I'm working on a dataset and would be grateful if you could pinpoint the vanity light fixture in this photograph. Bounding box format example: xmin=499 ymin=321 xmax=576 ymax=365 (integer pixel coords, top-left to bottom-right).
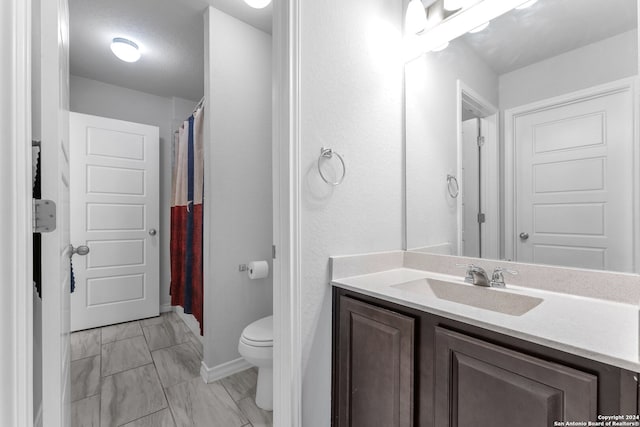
xmin=415 ymin=0 xmax=530 ymax=55
xmin=516 ymin=0 xmax=538 ymax=9
xmin=406 ymin=0 xmax=428 ymax=34
xmin=432 ymin=41 xmax=450 ymax=52
xmin=469 ymin=21 xmax=490 ymax=33
xmin=110 ymin=38 xmax=141 ymax=63
xmin=244 ymin=0 xmax=271 ymax=9
xmin=443 ymin=0 xmax=476 ymax=11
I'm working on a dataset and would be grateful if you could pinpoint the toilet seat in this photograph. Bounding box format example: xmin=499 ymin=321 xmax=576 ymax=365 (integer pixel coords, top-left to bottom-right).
xmin=240 ymin=336 xmax=273 ymax=347
xmin=240 ymin=315 xmax=273 ymax=347
xmin=238 ymin=315 xmax=274 ymax=411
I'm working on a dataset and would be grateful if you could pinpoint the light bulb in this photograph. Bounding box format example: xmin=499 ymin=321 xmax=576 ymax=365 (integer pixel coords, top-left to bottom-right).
xmin=432 ymin=42 xmax=450 ymax=52
xmin=443 ymin=0 xmax=475 ymax=11
xmin=110 ymin=38 xmax=141 ymax=63
xmin=468 ymin=21 xmax=490 ymax=33
xmin=516 ymin=0 xmax=538 ymax=9
xmin=405 ymin=0 xmax=427 ymax=34
xmin=244 ymin=0 xmax=271 ymax=9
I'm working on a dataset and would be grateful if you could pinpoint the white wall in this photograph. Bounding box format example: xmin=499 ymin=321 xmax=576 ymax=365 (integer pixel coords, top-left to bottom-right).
xmin=203 ymin=8 xmax=273 ymax=369
xmin=499 ymin=30 xmax=638 ymax=110
xmin=405 ymin=39 xmax=498 ymax=253
xmin=69 ymin=75 xmax=199 ymax=310
xmin=298 ymin=0 xmax=404 ymax=424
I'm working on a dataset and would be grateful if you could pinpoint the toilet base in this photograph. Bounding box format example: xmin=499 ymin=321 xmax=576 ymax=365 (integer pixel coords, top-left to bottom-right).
xmin=255 ymin=366 xmax=273 ymax=411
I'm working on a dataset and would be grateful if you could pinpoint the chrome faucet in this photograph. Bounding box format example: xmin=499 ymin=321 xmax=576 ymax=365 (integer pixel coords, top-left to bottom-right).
xmin=457 ymin=264 xmax=490 ymax=287
xmin=490 ymin=267 xmax=518 ymax=288
xmin=457 ymin=264 xmax=518 ymax=288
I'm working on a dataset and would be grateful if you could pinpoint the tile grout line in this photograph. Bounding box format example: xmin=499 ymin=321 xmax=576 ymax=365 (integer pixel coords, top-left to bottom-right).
xmin=148 ymin=313 xmax=183 ymax=427
xmin=218 ymin=376 xmax=253 ymax=424
xmin=114 ymin=407 xmax=170 ymax=427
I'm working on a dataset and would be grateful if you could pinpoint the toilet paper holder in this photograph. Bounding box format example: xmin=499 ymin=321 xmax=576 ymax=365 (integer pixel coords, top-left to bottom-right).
xmin=239 ymin=261 xmax=269 ymax=279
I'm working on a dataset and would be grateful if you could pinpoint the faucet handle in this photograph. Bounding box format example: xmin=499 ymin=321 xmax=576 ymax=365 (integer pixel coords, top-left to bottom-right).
xmin=456 ymin=263 xmax=482 ymax=284
xmin=490 ymin=267 xmax=518 ymax=288
xmin=492 ymin=267 xmax=518 ymax=276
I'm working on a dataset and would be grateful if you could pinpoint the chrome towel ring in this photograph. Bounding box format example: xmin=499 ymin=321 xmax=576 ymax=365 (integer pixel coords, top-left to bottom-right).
xmin=447 ymin=174 xmax=459 ymax=198
xmin=318 ymin=147 xmax=346 ymax=186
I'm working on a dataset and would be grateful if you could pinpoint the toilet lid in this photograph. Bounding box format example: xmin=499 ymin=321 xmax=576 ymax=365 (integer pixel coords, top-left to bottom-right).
xmin=242 ymin=315 xmax=273 ymax=344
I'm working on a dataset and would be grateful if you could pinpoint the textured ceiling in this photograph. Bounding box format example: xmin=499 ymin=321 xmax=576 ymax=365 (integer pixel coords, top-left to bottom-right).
xmin=69 ymin=0 xmax=272 ymax=101
xmin=460 ymin=0 xmax=637 ymax=75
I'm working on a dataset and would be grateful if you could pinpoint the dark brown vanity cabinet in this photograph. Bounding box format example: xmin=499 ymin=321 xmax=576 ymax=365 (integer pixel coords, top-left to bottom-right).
xmin=434 ymin=327 xmax=597 ymax=426
xmin=336 ymin=296 xmax=415 ymax=427
xmin=332 ymin=288 xmax=638 ymax=427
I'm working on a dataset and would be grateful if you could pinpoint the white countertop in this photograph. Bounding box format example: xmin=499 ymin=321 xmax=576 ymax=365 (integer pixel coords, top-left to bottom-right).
xmin=332 ymin=268 xmax=640 ymax=372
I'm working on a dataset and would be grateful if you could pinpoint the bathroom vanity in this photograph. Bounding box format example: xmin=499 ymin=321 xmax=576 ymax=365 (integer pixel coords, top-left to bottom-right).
xmin=332 ymin=0 xmax=640 ymax=424
xmin=329 ymin=253 xmax=640 ymax=427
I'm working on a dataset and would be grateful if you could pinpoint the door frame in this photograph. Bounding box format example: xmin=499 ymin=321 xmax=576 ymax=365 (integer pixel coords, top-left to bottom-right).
xmin=503 ymin=77 xmax=639 ymax=269
xmin=272 ymin=0 xmax=302 ymax=425
xmin=456 ymin=80 xmax=500 ymax=259
xmin=1 ymin=0 xmax=34 ymax=425
xmin=4 ymin=0 xmax=306 ymax=426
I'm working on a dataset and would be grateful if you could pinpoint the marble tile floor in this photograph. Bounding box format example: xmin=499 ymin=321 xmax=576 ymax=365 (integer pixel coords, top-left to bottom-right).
xmin=70 ymin=312 xmax=273 ymax=427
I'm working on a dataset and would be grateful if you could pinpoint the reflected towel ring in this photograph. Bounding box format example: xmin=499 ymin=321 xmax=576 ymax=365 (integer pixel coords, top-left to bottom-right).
xmin=318 ymin=147 xmax=346 ymax=186
xmin=447 ymin=174 xmax=459 ymax=198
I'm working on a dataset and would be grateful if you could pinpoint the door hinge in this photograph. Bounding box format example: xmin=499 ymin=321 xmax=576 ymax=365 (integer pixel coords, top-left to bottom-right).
xmin=477 ymin=212 xmax=486 ymax=224
xmin=477 ymin=136 xmax=485 ymax=147
xmin=33 ymin=199 xmax=57 ymax=233
xmin=272 ymin=245 xmax=277 ymax=259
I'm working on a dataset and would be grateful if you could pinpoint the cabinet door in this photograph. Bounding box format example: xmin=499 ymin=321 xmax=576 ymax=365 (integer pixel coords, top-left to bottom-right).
xmin=435 ymin=327 xmax=598 ymax=427
xmin=337 ymin=296 xmax=415 ymax=427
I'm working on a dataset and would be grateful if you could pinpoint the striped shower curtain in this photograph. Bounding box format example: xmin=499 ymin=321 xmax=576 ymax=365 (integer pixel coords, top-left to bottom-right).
xmin=170 ymin=107 xmax=204 ymax=333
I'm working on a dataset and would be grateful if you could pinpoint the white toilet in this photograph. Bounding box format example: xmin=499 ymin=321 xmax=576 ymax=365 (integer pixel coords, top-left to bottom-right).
xmin=238 ymin=315 xmax=273 ymax=411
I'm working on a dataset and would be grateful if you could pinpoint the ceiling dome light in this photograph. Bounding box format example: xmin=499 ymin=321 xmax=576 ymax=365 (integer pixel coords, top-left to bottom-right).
xmin=110 ymin=38 xmax=141 ymax=63
xmin=244 ymin=0 xmax=271 ymax=9
xmin=406 ymin=0 xmax=427 ymax=34
xmin=469 ymin=21 xmax=490 ymax=33
xmin=516 ymin=0 xmax=538 ymax=9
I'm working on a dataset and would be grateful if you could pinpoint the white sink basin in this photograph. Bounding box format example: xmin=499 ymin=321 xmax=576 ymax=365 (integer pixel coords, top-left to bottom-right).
xmin=392 ymin=278 xmax=543 ymax=316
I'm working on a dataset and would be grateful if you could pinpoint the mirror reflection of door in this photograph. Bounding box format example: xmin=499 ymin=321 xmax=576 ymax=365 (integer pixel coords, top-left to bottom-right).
xmin=462 ymin=118 xmax=481 ymax=257
xmin=459 ymin=89 xmax=499 ymax=260
xmin=508 ymin=82 xmax=634 ymax=272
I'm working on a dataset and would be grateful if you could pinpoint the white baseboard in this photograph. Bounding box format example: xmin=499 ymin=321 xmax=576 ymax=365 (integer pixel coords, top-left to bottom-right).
xmin=200 ymin=358 xmax=252 ymax=384
xmin=159 ymin=303 xmax=173 ymax=314
xmin=34 ymin=403 xmax=42 ymax=427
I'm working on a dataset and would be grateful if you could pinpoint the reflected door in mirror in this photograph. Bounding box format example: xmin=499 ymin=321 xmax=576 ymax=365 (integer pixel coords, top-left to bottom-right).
xmin=511 ymin=85 xmax=634 ymax=272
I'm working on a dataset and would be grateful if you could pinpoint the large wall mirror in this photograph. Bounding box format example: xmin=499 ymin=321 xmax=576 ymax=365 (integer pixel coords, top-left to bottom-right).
xmin=405 ymin=0 xmax=640 ymax=273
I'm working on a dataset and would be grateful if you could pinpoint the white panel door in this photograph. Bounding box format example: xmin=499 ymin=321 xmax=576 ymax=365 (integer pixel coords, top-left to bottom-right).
xmin=40 ymin=0 xmax=71 ymax=424
xmin=70 ymin=113 xmax=160 ymax=331
xmin=514 ymin=86 xmax=634 ymax=272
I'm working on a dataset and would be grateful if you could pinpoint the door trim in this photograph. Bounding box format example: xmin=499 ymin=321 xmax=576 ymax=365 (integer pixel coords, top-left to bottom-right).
xmin=503 ymin=77 xmax=639 ymax=271
xmin=1 ymin=0 xmax=34 ymax=425
xmin=272 ymin=0 xmax=302 ymax=426
xmin=456 ymin=80 xmax=500 ymax=259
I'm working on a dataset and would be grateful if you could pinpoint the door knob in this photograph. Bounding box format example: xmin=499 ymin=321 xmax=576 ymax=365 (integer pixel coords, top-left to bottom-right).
xmin=149 ymin=228 xmax=157 ymax=236
xmin=519 ymin=232 xmax=529 ymax=240
xmin=70 ymin=245 xmax=90 ymax=256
